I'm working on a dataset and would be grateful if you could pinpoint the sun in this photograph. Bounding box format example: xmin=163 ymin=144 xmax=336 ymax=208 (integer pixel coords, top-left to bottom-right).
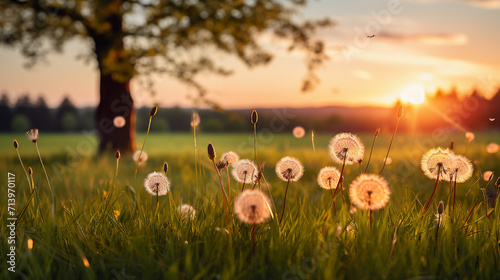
xmin=400 ymin=84 xmax=425 ymax=104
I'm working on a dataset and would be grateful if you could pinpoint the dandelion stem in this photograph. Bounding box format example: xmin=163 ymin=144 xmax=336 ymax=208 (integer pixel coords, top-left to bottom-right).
xmin=364 ymin=129 xmax=379 ymax=173
xmin=424 ymin=166 xmax=441 ymax=214
xmin=328 ymin=179 xmax=337 ymax=216
xmin=452 ymin=175 xmax=457 ymax=213
xmin=193 ymin=113 xmax=199 ymax=193
xmin=332 ymin=156 xmax=347 ymax=201
xmin=134 ymin=116 xmax=152 ymax=193
xmin=369 ymin=209 xmax=373 ymax=231
xmin=252 ymin=223 xmax=256 ymax=255
xmin=241 ymin=172 xmax=247 ymax=192
xmin=35 ymin=142 xmax=55 ymax=218
xmin=253 ymin=123 xmax=257 ymax=162
xmin=380 ymin=114 xmax=401 ymax=174
xmin=225 ymin=166 xmax=231 ymax=206
xmin=435 ymin=214 xmax=441 ymax=249
xmin=212 ymin=159 xmax=229 ymax=222
xmin=14 ymin=147 xmax=31 ymax=192
xmin=322 ymin=212 xmax=329 ymax=237
xmin=279 ymin=176 xmax=291 ymax=225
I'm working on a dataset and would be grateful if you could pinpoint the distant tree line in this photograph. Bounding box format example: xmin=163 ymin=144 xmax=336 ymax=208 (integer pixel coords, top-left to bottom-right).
xmin=1 ymin=87 xmax=499 ymax=133
xmin=0 ymin=92 xmax=94 ymax=132
xmin=395 ymin=88 xmax=500 ymax=133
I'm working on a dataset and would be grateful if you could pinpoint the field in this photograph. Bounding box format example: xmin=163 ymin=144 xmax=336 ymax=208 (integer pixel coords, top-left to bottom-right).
xmin=1 ymin=130 xmax=499 ymax=279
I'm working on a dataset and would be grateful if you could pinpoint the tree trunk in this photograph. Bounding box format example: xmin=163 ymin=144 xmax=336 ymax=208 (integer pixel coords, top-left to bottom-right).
xmin=95 ymin=72 xmax=136 ymax=153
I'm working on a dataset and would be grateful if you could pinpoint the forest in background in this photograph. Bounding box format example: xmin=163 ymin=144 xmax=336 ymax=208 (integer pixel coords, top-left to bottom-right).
xmin=1 ymin=87 xmax=499 ymax=134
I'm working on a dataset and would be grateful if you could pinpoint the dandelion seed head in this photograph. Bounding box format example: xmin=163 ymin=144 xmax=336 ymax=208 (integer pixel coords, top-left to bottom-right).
xmin=465 ymin=132 xmax=474 ymax=142
xmin=232 ymin=159 xmax=259 ymax=183
xmin=328 ymin=133 xmax=364 ymax=165
xmin=421 ymin=147 xmax=454 ymax=180
xmin=132 ymin=150 xmax=148 ymax=163
xmin=385 ymin=157 xmax=393 ymax=165
xmin=349 ymin=174 xmax=391 ymax=211
xmin=221 ymin=151 xmax=240 ymax=166
xmin=486 ymin=143 xmax=499 ymax=153
xmin=317 ymin=166 xmax=341 ymax=190
xmin=143 ymin=171 xmax=170 ymax=196
xmin=234 ymin=189 xmax=272 ymax=224
xmin=191 ymin=112 xmax=200 ymax=127
xmin=483 ymin=171 xmax=493 ymax=181
xmin=179 ymin=204 xmax=196 ymax=220
xmin=449 ymin=154 xmax=473 ymax=183
xmin=26 ymin=129 xmax=39 ymax=143
xmin=292 ymin=126 xmax=305 ymax=138
xmin=113 ymin=116 xmax=126 ymax=128
xmin=275 ymin=156 xmax=304 ymax=182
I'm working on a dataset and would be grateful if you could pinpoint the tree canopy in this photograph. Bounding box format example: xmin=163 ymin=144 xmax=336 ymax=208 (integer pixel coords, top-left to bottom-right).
xmin=1 ymin=0 xmax=332 ymax=96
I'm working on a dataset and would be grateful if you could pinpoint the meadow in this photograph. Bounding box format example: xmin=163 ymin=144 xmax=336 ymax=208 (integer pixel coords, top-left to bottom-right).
xmin=1 ymin=129 xmax=499 ymax=280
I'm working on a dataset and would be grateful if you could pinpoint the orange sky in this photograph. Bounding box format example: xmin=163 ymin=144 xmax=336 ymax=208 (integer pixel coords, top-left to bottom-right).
xmin=0 ymin=0 xmax=499 ymax=108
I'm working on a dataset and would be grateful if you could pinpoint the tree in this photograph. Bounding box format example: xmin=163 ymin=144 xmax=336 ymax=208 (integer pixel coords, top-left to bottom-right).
xmin=0 ymin=0 xmax=332 ymax=153
xmin=0 ymin=92 xmax=12 ymax=131
xmin=55 ymin=96 xmax=79 ymax=130
xmin=33 ymin=95 xmax=53 ymax=130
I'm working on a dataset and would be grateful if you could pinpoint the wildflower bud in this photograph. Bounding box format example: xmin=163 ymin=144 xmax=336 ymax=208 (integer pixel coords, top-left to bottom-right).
xmin=437 ymin=201 xmax=445 ymax=215
xmin=150 ymin=106 xmax=158 ymax=116
xmin=28 ymin=167 xmax=33 ymax=175
xmin=449 ymin=140 xmax=454 ymax=151
xmin=115 ymin=150 xmax=120 ymax=159
xmin=251 ymin=110 xmax=258 ymax=124
xmin=488 ymin=172 xmax=494 ymax=182
xmin=375 ymin=128 xmax=380 ymax=137
xmin=397 ymin=106 xmax=403 ymax=118
xmin=163 ymin=162 xmax=168 ymax=173
xmin=13 ymin=140 xmax=18 ymax=149
xmin=207 ymin=143 xmax=216 ymax=160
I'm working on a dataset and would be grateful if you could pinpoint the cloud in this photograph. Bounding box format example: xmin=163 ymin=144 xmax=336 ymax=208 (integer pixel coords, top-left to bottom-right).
xmin=377 ymin=32 xmax=468 ymax=45
xmin=465 ymin=0 xmax=500 ymax=9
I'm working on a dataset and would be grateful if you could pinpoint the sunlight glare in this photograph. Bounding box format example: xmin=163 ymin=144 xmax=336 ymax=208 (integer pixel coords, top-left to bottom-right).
xmin=400 ymin=84 xmax=425 ymax=104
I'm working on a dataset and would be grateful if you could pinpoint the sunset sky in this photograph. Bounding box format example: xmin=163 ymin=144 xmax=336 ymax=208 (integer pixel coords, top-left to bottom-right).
xmin=0 ymin=0 xmax=499 ymax=108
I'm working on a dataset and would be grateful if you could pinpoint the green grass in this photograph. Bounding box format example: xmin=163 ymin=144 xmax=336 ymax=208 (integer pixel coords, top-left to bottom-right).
xmin=1 ymin=130 xmax=499 ymax=279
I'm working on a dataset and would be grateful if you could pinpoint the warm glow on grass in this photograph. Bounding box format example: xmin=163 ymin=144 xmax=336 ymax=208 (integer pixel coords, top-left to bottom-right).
xmin=401 ymin=84 xmax=426 ymax=104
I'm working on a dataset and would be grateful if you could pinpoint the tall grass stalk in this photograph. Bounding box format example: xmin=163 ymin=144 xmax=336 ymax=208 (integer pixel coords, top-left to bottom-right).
xmin=279 ymin=173 xmax=291 ymax=225
xmin=35 ymin=141 xmax=55 ymax=218
xmin=225 ymin=166 xmax=231 ymax=206
xmin=133 ymin=106 xmax=157 ymax=218
xmin=13 ymin=140 xmax=31 ymax=191
xmin=364 ymin=128 xmax=380 ymax=173
xmin=193 ymin=112 xmax=200 ymax=193
xmin=251 ymin=110 xmax=258 ymax=162
xmin=423 ymin=165 xmax=442 ymax=214
xmin=208 ymin=143 xmax=229 ymax=222
xmin=380 ymin=106 xmax=403 ymax=174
